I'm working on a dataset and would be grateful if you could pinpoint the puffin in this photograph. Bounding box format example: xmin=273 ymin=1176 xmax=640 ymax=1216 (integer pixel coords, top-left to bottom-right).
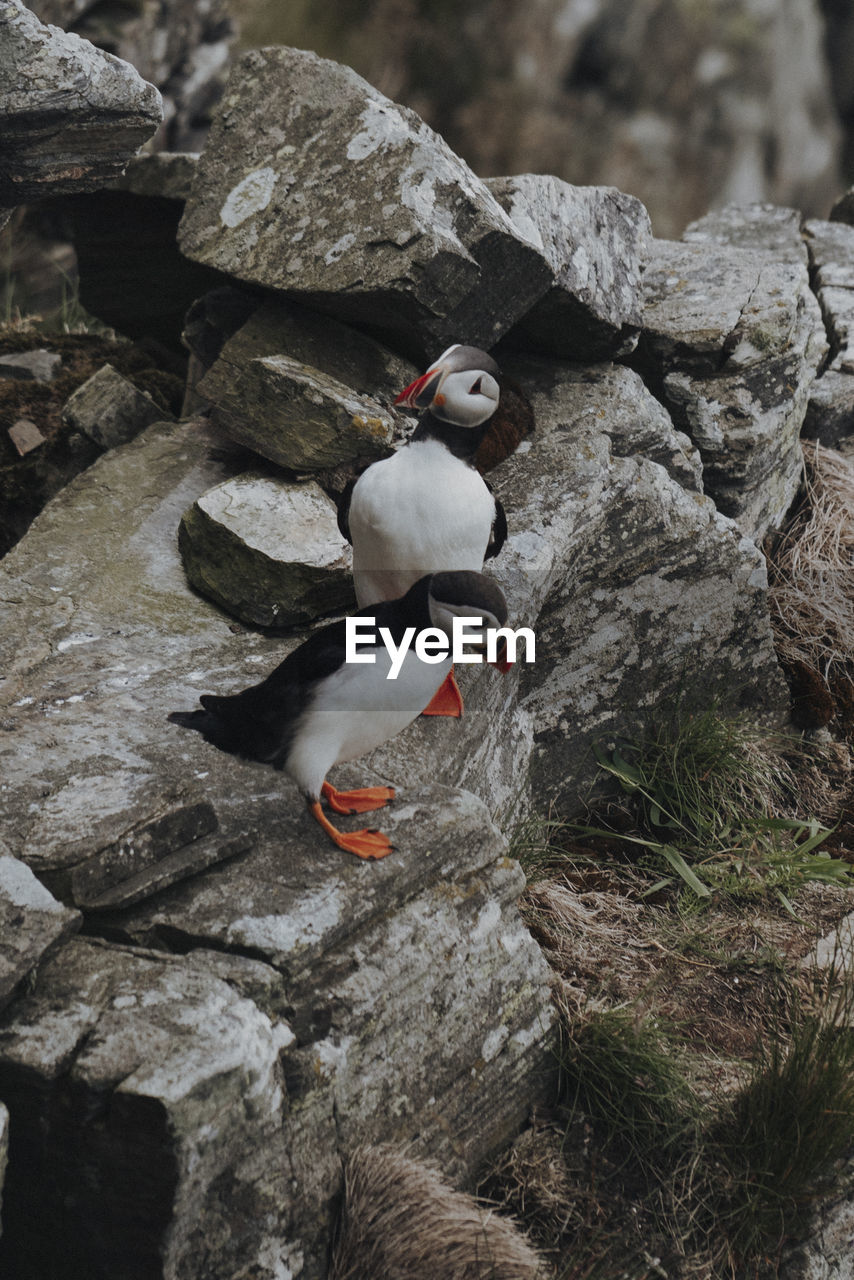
xmin=338 ymin=344 xmax=509 ymax=718
xmin=169 ymin=570 xmax=508 ymax=860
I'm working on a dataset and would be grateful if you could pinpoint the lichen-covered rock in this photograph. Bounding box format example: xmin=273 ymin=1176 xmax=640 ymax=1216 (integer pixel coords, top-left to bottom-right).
xmin=177 ymin=46 xmax=554 ymax=361
xmin=682 ymin=202 xmax=808 ymax=265
xmin=0 ymin=939 xmax=297 ymax=1279
xmin=196 ymin=297 xmax=416 ymax=470
xmin=632 ymin=238 xmax=827 ymax=540
xmin=62 ymin=363 xmax=170 ymax=450
xmin=0 ymin=416 xmax=556 ymax=1277
xmin=179 ymin=473 xmax=355 ymax=628
xmin=487 ymin=175 xmax=651 ymax=359
xmin=0 ymin=0 xmax=162 ymax=208
xmin=0 ymin=852 xmax=80 ymax=1012
xmin=805 ymin=218 xmax=854 ymax=374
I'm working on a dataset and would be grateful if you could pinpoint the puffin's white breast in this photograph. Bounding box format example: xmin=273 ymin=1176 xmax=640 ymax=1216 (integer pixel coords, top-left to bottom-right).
xmin=349 ymin=440 xmax=496 ymax=607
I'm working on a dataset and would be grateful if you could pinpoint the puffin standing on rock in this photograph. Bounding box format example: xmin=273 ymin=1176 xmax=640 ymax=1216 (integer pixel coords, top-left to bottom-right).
xmin=169 ymin=571 xmax=508 ymax=860
xmin=338 ymin=344 xmax=509 ymax=718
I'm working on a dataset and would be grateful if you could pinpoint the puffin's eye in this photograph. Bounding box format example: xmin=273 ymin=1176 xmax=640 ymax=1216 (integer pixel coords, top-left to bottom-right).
xmin=469 ymin=376 xmax=483 ymax=395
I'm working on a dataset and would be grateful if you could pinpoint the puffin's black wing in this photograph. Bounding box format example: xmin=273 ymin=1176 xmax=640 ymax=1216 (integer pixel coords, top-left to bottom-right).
xmin=336 ymin=477 xmax=356 ymax=545
xmin=168 ymin=619 xmax=351 ymax=768
xmin=484 ymin=485 xmax=507 ymax=561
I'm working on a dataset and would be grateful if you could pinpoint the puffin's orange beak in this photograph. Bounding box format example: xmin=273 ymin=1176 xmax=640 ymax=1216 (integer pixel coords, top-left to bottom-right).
xmin=394 ymin=366 xmax=444 ymax=409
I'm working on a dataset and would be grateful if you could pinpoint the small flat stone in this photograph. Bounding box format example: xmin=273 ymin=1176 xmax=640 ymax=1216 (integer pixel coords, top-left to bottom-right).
xmin=8 ymin=418 xmax=45 ymax=457
xmin=179 ymin=473 xmax=355 ymax=627
xmin=0 ymin=349 xmax=62 ymax=382
xmin=62 ymin=363 xmax=170 ymax=450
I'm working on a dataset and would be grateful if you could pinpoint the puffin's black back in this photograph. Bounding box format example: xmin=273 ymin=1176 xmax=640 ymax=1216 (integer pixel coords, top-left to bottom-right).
xmin=168 ymin=578 xmax=436 ymax=767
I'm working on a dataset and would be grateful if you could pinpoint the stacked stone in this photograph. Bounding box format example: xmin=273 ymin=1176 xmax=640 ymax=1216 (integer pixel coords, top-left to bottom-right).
xmin=4 ymin=32 xmax=854 ymax=1280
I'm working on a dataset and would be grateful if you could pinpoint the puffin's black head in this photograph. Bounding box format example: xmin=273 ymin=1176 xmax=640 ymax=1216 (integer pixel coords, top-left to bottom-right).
xmin=427 ymin=570 xmax=508 ymax=639
xmin=394 ymin=344 xmax=501 ymax=429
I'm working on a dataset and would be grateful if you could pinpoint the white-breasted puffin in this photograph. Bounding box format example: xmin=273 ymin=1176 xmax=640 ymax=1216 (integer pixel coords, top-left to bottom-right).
xmin=169 ymin=571 xmax=508 ymax=860
xmin=337 ymin=344 xmax=509 ymax=718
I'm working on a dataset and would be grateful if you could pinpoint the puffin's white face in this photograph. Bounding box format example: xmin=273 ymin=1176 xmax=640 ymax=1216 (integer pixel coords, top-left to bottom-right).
xmin=394 ymin=343 xmax=501 ymax=428
xmin=430 ymin=369 xmax=500 ymax=428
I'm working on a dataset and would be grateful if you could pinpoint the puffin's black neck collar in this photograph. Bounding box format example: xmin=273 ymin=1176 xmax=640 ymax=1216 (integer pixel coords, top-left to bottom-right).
xmin=410 ymin=412 xmax=489 ymax=462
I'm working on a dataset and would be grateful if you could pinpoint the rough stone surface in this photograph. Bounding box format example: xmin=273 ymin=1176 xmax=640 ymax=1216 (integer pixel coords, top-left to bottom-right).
xmin=0 ymin=852 xmax=80 ymax=1012
xmin=805 ymin=218 xmax=854 ymax=374
xmin=487 ymin=174 xmax=651 ymax=359
xmin=179 ymin=473 xmax=355 ymax=628
xmin=632 ymin=238 xmax=827 ymax=540
xmin=0 ymin=939 xmax=297 ymax=1280
xmin=803 ymin=370 xmax=854 ymax=447
xmin=0 ymin=0 xmax=162 ymax=208
xmin=682 ymin=202 xmax=808 ymax=265
xmin=0 ymin=417 xmax=556 ymax=1277
xmin=177 ymin=46 xmax=554 ymax=361
xmin=29 ymin=0 xmax=236 ymax=153
xmin=0 ymin=348 xmax=61 ymax=383
xmin=62 ymin=363 xmax=171 ymax=449
xmin=831 ymin=187 xmax=854 ymax=226
xmin=111 ymin=150 xmax=199 ymax=202
xmin=197 ymin=298 xmax=416 ymax=470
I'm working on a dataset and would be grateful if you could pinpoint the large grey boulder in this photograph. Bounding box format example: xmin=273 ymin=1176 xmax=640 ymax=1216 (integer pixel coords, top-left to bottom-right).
xmin=0 ymin=852 xmax=80 ymax=1012
xmin=487 ymin=175 xmax=652 ymax=359
xmin=0 ymin=416 xmax=556 ymax=1277
xmin=0 ymin=0 xmax=162 ymax=208
xmin=682 ymin=202 xmax=808 ymax=265
xmin=179 ymin=473 xmax=355 ymax=628
xmin=631 ymin=238 xmax=827 ymax=541
xmin=177 ymin=46 xmax=554 ymax=361
xmin=196 ymin=298 xmax=416 ymax=471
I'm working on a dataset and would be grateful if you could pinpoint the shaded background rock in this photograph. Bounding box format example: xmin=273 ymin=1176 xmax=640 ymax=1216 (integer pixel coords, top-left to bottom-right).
xmin=63 ymin=362 xmax=172 ymax=449
xmin=0 ymin=0 xmax=162 ymax=210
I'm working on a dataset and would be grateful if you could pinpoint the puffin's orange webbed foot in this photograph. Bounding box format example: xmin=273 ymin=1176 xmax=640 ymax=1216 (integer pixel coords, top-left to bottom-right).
xmin=321 ymin=780 xmax=395 ymax=815
xmin=310 ymin=801 xmax=394 ymax=860
xmin=420 ymin=668 xmax=463 ymax=718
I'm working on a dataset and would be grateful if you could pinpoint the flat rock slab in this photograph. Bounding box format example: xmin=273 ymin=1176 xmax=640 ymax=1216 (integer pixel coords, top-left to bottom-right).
xmin=179 ymin=473 xmax=355 ymax=628
xmin=632 ymin=238 xmax=826 ymax=540
xmin=197 ymin=298 xmax=415 ymax=471
xmin=177 ymin=46 xmax=553 ymax=361
xmin=62 ymin=363 xmax=171 ymax=450
xmin=0 ymin=853 xmax=79 ymax=1013
xmin=0 ymin=349 xmax=61 ymax=382
xmin=488 ymin=175 xmax=651 ymax=359
xmin=805 ymin=218 xmax=854 ymax=374
xmin=0 ymin=0 xmax=162 ymax=207
xmin=682 ymin=202 xmax=808 ymax=265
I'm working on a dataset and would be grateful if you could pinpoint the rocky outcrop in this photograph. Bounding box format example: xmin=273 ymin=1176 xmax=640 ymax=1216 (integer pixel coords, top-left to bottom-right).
xmin=0 ymin=1 xmax=162 ymax=211
xmin=631 ymin=237 xmax=827 ymax=541
xmin=177 ymin=46 xmax=556 ymax=362
xmin=0 ymin=853 xmax=79 ymax=1011
xmin=63 ymin=363 xmax=172 ymax=450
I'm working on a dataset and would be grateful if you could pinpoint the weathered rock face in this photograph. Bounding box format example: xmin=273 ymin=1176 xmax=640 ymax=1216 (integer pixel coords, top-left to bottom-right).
xmin=0 ymin=0 xmax=162 ymax=208
xmin=177 ymin=46 xmax=555 ymax=361
xmin=631 ymin=237 xmax=827 ymax=541
xmin=196 ymin=298 xmax=415 ymax=471
xmin=0 ymin=417 xmax=556 ymax=1278
xmin=0 ymin=853 xmax=80 ymax=1012
xmin=682 ymin=202 xmax=809 ymax=265
xmin=487 ymin=175 xmax=651 ymax=360
xmin=179 ymin=473 xmax=355 ymax=628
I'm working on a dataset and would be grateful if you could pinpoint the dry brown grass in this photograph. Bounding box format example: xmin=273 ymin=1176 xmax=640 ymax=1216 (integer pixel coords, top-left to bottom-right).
xmin=768 ymin=442 xmax=854 ymax=734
